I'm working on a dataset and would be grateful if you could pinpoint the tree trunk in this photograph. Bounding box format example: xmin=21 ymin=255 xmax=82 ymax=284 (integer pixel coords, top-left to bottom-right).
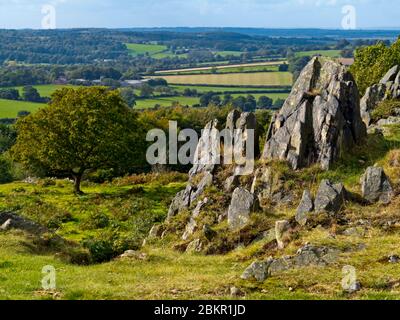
xmin=73 ymin=172 xmax=84 ymax=195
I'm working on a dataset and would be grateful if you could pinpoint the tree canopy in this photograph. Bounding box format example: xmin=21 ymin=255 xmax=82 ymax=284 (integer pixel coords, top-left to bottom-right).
xmin=350 ymin=38 xmax=400 ymax=94
xmin=11 ymin=87 xmax=145 ymax=194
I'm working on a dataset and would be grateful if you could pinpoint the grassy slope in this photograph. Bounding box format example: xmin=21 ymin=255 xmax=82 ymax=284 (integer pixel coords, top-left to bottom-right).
xmin=1 ymin=126 xmax=400 ymax=300
xmin=0 ymin=99 xmax=45 ymax=118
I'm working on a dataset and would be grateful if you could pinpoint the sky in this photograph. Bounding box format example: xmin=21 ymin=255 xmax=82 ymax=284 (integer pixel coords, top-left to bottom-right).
xmin=0 ymin=0 xmax=399 ymax=30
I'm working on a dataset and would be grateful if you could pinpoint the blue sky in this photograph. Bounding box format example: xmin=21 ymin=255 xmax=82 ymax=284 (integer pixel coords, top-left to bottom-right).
xmin=0 ymin=0 xmax=398 ymax=29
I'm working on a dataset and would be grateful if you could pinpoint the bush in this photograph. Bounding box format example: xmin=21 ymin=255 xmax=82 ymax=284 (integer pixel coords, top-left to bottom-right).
xmin=0 ymin=156 xmax=13 ymax=184
xmin=81 ymin=211 xmax=110 ymax=230
xmin=83 ymin=231 xmax=140 ymax=263
xmin=371 ymin=100 xmax=400 ymax=123
xmin=22 ymin=203 xmax=74 ymax=230
xmin=350 ymin=39 xmax=400 ymax=95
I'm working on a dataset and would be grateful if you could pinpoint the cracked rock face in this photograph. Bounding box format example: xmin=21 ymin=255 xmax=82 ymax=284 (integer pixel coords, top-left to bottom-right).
xmin=361 ymin=166 xmax=393 ymax=204
xmin=262 ymin=57 xmax=366 ymax=170
xmin=314 ymin=179 xmax=346 ymax=214
xmin=228 ymin=187 xmax=256 ymax=230
xmin=361 ymin=65 xmax=400 ymax=127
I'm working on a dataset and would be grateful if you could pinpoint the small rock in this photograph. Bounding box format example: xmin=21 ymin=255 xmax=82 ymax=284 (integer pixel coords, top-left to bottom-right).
xmin=295 ymin=189 xmax=314 ymax=226
xmin=119 ymin=250 xmax=148 ymax=260
xmin=228 ymin=188 xmax=256 ymax=230
xmin=388 ymin=255 xmax=400 ymax=264
xmin=343 ymin=227 xmax=365 ymax=238
xmin=275 ymin=220 xmax=290 ymax=250
xmin=186 ymin=239 xmax=202 ymax=253
xmin=241 ymin=260 xmax=272 ymax=282
xmin=0 ymin=218 xmax=12 ymax=231
xmin=224 ymin=176 xmax=240 ymax=193
xmin=230 ymin=286 xmax=242 ymax=297
xmin=345 ymin=281 xmax=361 ymax=294
xmin=148 ymin=224 xmax=163 ymax=238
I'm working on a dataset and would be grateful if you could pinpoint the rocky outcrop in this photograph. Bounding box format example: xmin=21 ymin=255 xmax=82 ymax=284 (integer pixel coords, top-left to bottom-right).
xmin=228 ymin=187 xmax=256 ymax=230
xmin=168 ymin=110 xmax=259 ymax=222
xmin=241 ymin=244 xmax=340 ymax=282
xmin=262 ymin=57 xmax=366 ymax=170
xmin=167 ymin=172 xmax=213 ymax=219
xmin=361 ymin=166 xmax=393 ymax=204
xmin=361 ymin=65 xmax=400 ymax=127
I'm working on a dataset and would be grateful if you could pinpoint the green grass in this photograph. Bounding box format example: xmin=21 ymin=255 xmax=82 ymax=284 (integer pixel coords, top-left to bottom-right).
xmin=126 ymin=43 xmax=168 ymax=57
xmin=0 ymin=99 xmax=45 ymax=118
xmin=295 ymin=50 xmax=342 ymax=58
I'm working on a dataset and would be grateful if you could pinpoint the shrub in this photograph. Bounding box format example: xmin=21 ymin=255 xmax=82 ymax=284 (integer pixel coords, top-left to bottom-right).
xmin=22 ymin=203 xmax=74 ymax=230
xmin=82 ymin=231 xmax=140 ymax=263
xmin=0 ymin=156 xmax=13 ymax=184
xmin=371 ymin=100 xmax=400 ymax=123
xmin=81 ymin=211 xmax=110 ymax=230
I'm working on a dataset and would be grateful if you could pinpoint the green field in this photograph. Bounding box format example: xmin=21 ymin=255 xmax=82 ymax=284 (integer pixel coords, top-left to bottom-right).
xmin=0 ymin=99 xmax=45 ymax=118
xmin=125 ymin=43 xmax=188 ymax=59
xmin=126 ymin=43 xmax=168 ymax=57
xmin=154 ymin=72 xmax=293 ymax=86
xmin=295 ymin=50 xmax=342 ymax=58
xmin=172 ymin=85 xmax=291 ymax=93
xmin=160 ymin=65 xmax=280 ymax=75
xmin=214 ymin=51 xmax=243 ymax=57
xmin=11 ymin=84 xmax=79 ymax=98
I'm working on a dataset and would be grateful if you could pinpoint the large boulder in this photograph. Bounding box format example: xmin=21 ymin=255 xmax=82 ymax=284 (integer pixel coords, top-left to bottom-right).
xmin=314 ymin=180 xmax=346 ymax=214
xmin=361 ymin=166 xmax=394 ymax=204
xmin=228 ymin=187 xmax=256 ymax=230
xmin=262 ymin=57 xmax=366 ymax=170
